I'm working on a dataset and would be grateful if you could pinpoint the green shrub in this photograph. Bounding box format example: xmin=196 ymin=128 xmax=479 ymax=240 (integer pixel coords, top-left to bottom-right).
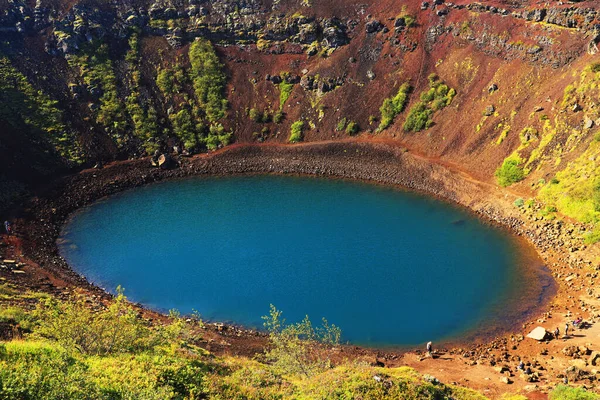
xmin=0 ymin=57 xmax=80 ymax=163
xmin=495 ymin=155 xmax=525 ymax=187
xmin=550 ymin=385 xmax=599 ymax=400
xmin=188 ymin=38 xmax=228 ymax=122
xmin=403 ymin=102 xmax=433 ymax=132
xmin=205 ymin=123 xmax=232 ymax=150
xmin=67 ymin=42 xmax=127 ymax=147
xmin=514 ymin=198 xmax=525 ymax=208
xmin=273 ymin=110 xmax=284 ymax=123
xmin=377 ymin=83 xmax=411 ymax=131
xmin=591 ymin=63 xmax=600 ymax=73
xmin=346 ymin=121 xmax=359 ymax=135
xmin=262 ymin=304 xmax=340 ymax=378
xmin=289 ymin=120 xmax=304 ymax=143
xmin=403 ymin=15 xmax=416 ymax=27
xmin=403 ymin=77 xmax=454 ymax=132
xmin=34 ymin=287 xmax=154 ymax=356
xmin=279 ymin=81 xmax=294 ymax=110
xmin=261 ymin=110 xmax=271 ymax=123
xmin=156 ymin=68 xmax=176 ymax=95
xmin=249 ymin=108 xmax=261 ymax=122
xmin=169 ymin=107 xmax=199 ymax=149
xmin=336 ymin=117 xmax=347 ymax=131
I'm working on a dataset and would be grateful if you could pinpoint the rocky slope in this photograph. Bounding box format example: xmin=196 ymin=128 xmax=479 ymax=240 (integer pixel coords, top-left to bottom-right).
xmin=4 ymin=0 xmax=600 ymax=235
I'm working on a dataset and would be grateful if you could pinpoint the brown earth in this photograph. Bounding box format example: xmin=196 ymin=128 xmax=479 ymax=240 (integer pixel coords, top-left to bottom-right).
xmin=2 ymin=139 xmax=600 ymax=398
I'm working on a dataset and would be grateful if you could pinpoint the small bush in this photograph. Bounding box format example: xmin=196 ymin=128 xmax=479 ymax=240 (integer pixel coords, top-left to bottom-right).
xmin=273 ymin=110 xmax=284 ymax=123
xmin=279 ymin=81 xmax=294 ymax=110
xmin=377 ymin=83 xmax=411 ymax=132
xmin=336 ymin=117 xmax=347 ymax=131
xmin=591 ymin=63 xmax=600 ymax=73
xmin=403 ymin=15 xmax=416 ymax=27
xmin=403 ymin=102 xmax=433 ymax=132
xmin=289 ymin=120 xmax=304 ymax=143
xmin=514 ymin=198 xmax=525 ymax=208
xmin=346 ymin=121 xmax=359 ymax=135
xmin=495 ymin=155 xmax=525 ymax=187
xmin=550 ymin=385 xmax=599 ymax=400
xmin=249 ymin=108 xmax=261 ymax=122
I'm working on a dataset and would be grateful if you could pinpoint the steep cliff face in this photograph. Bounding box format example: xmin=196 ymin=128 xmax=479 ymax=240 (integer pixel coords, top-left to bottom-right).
xmin=3 ymin=0 xmax=600 ymax=233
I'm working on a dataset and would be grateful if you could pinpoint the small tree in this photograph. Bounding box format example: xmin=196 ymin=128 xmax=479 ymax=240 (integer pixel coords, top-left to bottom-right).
xmin=262 ymin=305 xmax=341 ymax=378
xmin=34 ymin=287 xmax=154 ymax=355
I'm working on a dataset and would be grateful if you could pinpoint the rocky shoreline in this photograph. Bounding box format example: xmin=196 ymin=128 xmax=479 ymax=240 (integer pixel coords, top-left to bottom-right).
xmin=3 ymin=140 xmax=600 ymax=393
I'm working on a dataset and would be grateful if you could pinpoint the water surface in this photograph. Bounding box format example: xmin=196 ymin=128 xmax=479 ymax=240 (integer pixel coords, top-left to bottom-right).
xmin=59 ymin=175 xmax=549 ymax=346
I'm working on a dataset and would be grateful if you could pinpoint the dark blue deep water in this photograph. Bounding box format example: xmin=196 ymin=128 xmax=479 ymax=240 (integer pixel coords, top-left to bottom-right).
xmin=59 ymin=175 xmax=548 ymax=347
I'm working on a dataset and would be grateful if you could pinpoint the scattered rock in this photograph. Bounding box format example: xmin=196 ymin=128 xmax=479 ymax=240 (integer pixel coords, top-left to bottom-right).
xmin=589 ymin=351 xmax=600 ymax=366
xmin=365 ymin=20 xmax=383 ymax=34
xmin=484 ymin=105 xmax=495 ymax=116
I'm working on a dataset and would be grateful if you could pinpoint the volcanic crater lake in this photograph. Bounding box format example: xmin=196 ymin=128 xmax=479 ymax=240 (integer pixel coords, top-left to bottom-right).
xmin=59 ymin=175 xmax=551 ymax=347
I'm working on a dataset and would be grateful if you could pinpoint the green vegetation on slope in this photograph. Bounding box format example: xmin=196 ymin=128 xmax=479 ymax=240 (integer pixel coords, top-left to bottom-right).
xmin=0 ymin=283 xmax=497 ymax=399
xmin=289 ymin=120 xmax=304 ymax=143
xmin=495 ymin=153 xmax=525 ymax=187
xmin=67 ymin=42 xmax=128 ymax=147
xmin=153 ymin=39 xmax=231 ymax=152
xmin=188 ymin=38 xmax=228 ymax=123
xmin=279 ymin=81 xmax=294 ymax=110
xmin=377 ymin=82 xmax=412 ymax=132
xmin=124 ymin=32 xmax=160 ymax=154
xmin=403 ymin=74 xmax=455 ymax=132
xmin=0 ymin=56 xmax=80 ymax=164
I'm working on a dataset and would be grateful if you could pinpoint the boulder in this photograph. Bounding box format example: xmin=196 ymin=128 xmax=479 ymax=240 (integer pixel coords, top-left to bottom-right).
xmin=484 ymin=105 xmax=495 ymax=116
xmin=589 ymin=351 xmax=600 ymax=366
xmin=365 ymin=20 xmax=383 ymax=34
xmin=158 ymin=154 xmax=173 ymax=169
xmin=526 ymin=326 xmax=548 ymax=341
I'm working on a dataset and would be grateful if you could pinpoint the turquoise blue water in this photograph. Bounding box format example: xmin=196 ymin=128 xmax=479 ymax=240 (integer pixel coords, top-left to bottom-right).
xmin=59 ymin=175 xmax=546 ymax=347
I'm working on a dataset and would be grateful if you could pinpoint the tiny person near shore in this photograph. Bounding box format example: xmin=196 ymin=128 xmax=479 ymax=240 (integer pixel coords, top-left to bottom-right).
xmin=426 ymin=341 xmax=433 ymax=357
xmin=554 ymin=327 xmax=560 ymax=339
xmin=564 ymin=323 xmax=569 ymax=338
xmin=4 ymin=220 xmax=11 ymax=235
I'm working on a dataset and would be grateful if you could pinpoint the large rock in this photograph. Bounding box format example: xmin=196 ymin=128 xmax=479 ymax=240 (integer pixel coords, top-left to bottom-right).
xmin=158 ymin=154 xmax=173 ymax=169
xmin=589 ymin=351 xmax=600 ymax=366
xmin=526 ymin=326 xmax=548 ymax=341
xmin=365 ymin=20 xmax=383 ymax=34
